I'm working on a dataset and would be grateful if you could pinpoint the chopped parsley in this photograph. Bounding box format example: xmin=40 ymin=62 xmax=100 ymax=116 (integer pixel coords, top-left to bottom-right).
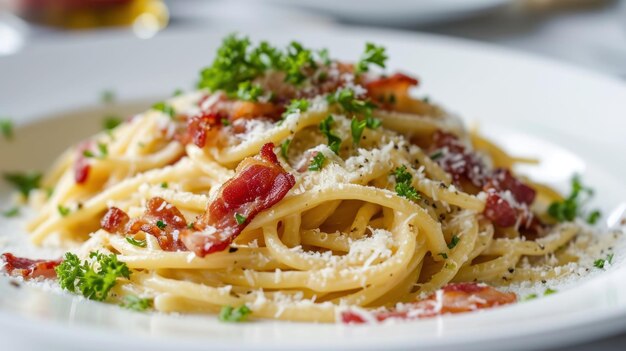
xmin=282 ymin=99 xmax=309 ymax=119
xmin=126 ymin=237 xmax=147 ymax=248
xmin=447 ymin=235 xmax=460 ymax=250
xmin=350 ymin=117 xmax=367 ymax=144
xmin=308 ymin=152 xmax=326 ymax=171
xmin=319 ymin=115 xmax=341 ymax=154
xmin=152 ymin=102 xmax=175 ymax=119
xmin=236 ymin=81 xmax=263 ymax=101
xmin=160 ymin=182 xmax=168 ymax=188
xmin=522 ymin=293 xmax=538 ymax=301
xmin=392 ymin=166 xmax=420 ymax=201
xmin=155 ymin=220 xmax=167 ymax=230
xmin=3 ymin=172 xmax=42 ymax=197
xmin=221 ymin=118 xmax=230 ymax=126
xmin=548 ymin=175 xmax=599 ymax=223
xmin=101 ymin=90 xmax=116 ymax=104
xmin=219 ymin=305 xmax=252 ymax=323
xmin=120 ymin=295 xmax=152 ymax=312
xmin=356 ymin=42 xmax=388 ymax=74
xmin=544 ymin=288 xmax=558 ymax=296
xmin=97 ymin=143 xmax=108 ymax=158
xmin=2 ymin=206 xmax=19 ymax=218
xmin=280 ymin=139 xmax=290 ymax=159
xmin=57 ymin=205 xmax=71 ymax=217
xmin=55 ymin=251 xmax=131 ymax=302
xmin=594 ymin=253 xmax=614 ymax=269
xmin=187 ymin=222 xmax=195 ymax=229
xmin=172 ymin=88 xmax=184 ymax=97
xmin=103 ymin=115 xmax=122 ymax=131
xmin=1 ymin=118 xmax=14 ymax=140
xmin=235 ymin=213 xmax=247 ymax=225
xmin=437 ymin=252 xmax=448 ymax=259
xmin=429 ymin=150 xmax=443 ymax=160
xmin=586 ymin=210 xmax=601 ymax=225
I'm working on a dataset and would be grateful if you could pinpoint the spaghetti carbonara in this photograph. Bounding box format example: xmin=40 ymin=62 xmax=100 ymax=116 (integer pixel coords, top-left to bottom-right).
xmin=1 ymin=35 xmax=617 ymax=323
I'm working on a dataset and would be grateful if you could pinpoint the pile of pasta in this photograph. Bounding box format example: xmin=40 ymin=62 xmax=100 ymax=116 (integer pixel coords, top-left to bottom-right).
xmin=21 ymin=36 xmax=592 ymax=323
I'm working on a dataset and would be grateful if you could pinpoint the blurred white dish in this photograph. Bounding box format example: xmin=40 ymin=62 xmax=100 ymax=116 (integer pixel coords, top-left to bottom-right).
xmin=262 ymin=0 xmax=513 ymax=25
xmin=1 ymin=26 xmax=626 ymax=351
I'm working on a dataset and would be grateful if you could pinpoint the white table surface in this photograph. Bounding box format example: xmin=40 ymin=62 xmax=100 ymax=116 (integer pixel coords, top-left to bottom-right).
xmin=1 ymin=0 xmax=626 ymax=349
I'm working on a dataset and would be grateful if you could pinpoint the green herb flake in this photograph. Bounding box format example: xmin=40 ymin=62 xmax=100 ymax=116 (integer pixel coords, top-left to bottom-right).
xmin=101 ymin=90 xmax=116 ymax=104
xmin=83 ymin=150 xmax=95 ymax=158
xmin=121 ymin=295 xmax=152 ymax=312
xmin=430 ymin=151 xmax=443 ymax=160
xmin=219 ymin=305 xmax=252 ymax=323
xmin=308 ymin=152 xmax=326 ymax=171
xmin=58 ymin=205 xmax=71 ymax=217
xmin=392 ymin=165 xmax=420 ymax=202
xmin=55 ymin=251 xmax=131 ymax=301
xmin=156 ymin=220 xmax=167 ymax=230
xmin=235 ymin=213 xmax=247 ymax=225
xmin=319 ymin=115 xmax=342 ymax=154
xmin=447 ymin=235 xmax=460 ymax=250
xmin=160 ymin=182 xmax=168 ymax=188
xmin=586 ymin=210 xmax=601 ymax=225
xmin=544 ymin=288 xmax=557 ymax=296
xmin=126 ymin=237 xmax=147 ymax=248
xmin=103 ymin=116 xmax=123 ymax=131
xmin=97 ymin=143 xmax=108 ymax=158
xmin=236 ymin=81 xmax=263 ymax=101
xmin=356 ymin=42 xmax=388 ymax=74
xmin=594 ymin=253 xmax=614 ymax=269
xmin=282 ymin=99 xmax=310 ymax=120
xmin=350 ymin=117 xmax=367 ymax=145
xmin=0 ymin=118 xmax=14 ymax=140
xmin=152 ymin=102 xmax=176 ymax=119
xmin=522 ymin=293 xmax=538 ymax=301
xmin=221 ymin=118 xmax=230 ymax=126
xmin=437 ymin=252 xmax=448 ymax=259
xmin=187 ymin=222 xmax=195 ymax=229
xmin=548 ymin=175 xmax=594 ymax=223
xmin=3 ymin=172 xmax=42 ymax=198
xmin=172 ymin=88 xmax=184 ymax=97
xmin=280 ymin=139 xmax=290 ymax=159
xmin=2 ymin=206 xmax=20 ymax=218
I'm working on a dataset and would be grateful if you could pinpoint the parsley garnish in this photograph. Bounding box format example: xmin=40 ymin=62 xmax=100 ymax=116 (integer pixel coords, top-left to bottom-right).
xmin=319 ymin=115 xmax=341 ymax=154
xmin=101 ymin=90 xmax=115 ymax=104
xmin=282 ymin=99 xmax=309 ymax=119
xmin=121 ymin=295 xmax=152 ymax=312
xmin=58 ymin=205 xmax=71 ymax=217
xmin=55 ymin=251 xmax=131 ymax=302
xmin=156 ymin=220 xmax=167 ymax=230
xmin=103 ymin=116 xmax=122 ymax=131
xmin=586 ymin=210 xmax=601 ymax=225
xmin=594 ymin=253 xmax=614 ymax=269
xmin=392 ymin=166 xmax=420 ymax=201
xmin=160 ymin=182 xmax=168 ymax=188
xmin=548 ymin=175 xmax=598 ymax=223
xmin=544 ymin=288 xmax=557 ymax=296
xmin=97 ymin=143 xmax=108 ymax=158
xmin=172 ymin=88 xmax=184 ymax=97
xmin=283 ymin=41 xmax=316 ymax=85
xmin=429 ymin=151 xmax=443 ymax=160
xmin=350 ymin=117 xmax=367 ymax=144
xmin=152 ymin=102 xmax=175 ymax=119
xmin=355 ymin=42 xmax=388 ymax=74
xmin=3 ymin=172 xmax=42 ymax=197
xmin=219 ymin=305 xmax=252 ymax=323
xmin=2 ymin=207 xmax=19 ymax=218
xmin=522 ymin=293 xmax=538 ymax=301
xmin=1 ymin=118 xmax=14 ymax=140
xmin=438 ymin=252 xmax=448 ymax=259
xmin=308 ymin=152 xmax=326 ymax=171
xmin=447 ymin=235 xmax=460 ymax=250
xmin=236 ymin=81 xmax=263 ymax=101
xmin=235 ymin=213 xmax=247 ymax=225
xmin=126 ymin=237 xmax=147 ymax=248
xmin=187 ymin=222 xmax=195 ymax=229
xmin=280 ymin=139 xmax=290 ymax=159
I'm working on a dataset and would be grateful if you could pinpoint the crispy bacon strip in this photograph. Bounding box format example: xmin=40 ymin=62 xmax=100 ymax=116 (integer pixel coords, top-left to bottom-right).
xmin=74 ymin=141 xmax=92 ymax=184
xmin=1 ymin=253 xmax=61 ymax=279
xmin=341 ymin=283 xmax=516 ymax=324
xmin=101 ymin=198 xmax=188 ymax=252
xmin=182 ymin=143 xmax=296 ymax=257
xmin=183 ymin=111 xmax=222 ymax=148
xmin=365 ymin=73 xmax=419 ymax=111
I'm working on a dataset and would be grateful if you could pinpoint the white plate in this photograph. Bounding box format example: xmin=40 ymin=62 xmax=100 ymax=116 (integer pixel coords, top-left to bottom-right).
xmin=1 ymin=26 xmax=626 ymax=351
xmin=261 ymin=0 xmax=513 ymax=25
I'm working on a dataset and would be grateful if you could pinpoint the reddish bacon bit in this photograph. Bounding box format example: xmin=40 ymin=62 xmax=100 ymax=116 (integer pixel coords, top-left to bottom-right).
xmin=365 ymin=73 xmax=419 ymax=109
xmin=232 ymin=101 xmax=283 ymax=121
xmin=483 ymin=169 xmax=537 ymax=228
xmin=101 ymin=198 xmax=188 ymax=252
xmin=365 ymin=73 xmax=419 ymax=92
xmin=341 ymin=283 xmax=516 ymax=324
xmin=1 ymin=253 xmax=61 ymax=279
xmin=100 ymin=207 xmax=130 ymax=233
xmin=74 ymin=141 xmax=92 ymax=184
xmin=183 ymin=111 xmax=222 ymax=148
xmin=484 ymin=169 xmax=536 ymax=205
xmin=183 ymin=143 xmax=296 ymax=257
xmin=431 ymin=131 xmax=488 ymax=187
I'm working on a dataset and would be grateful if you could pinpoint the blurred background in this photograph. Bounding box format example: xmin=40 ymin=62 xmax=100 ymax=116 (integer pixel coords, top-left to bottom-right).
xmin=0 ymin=0 xmax=625 ymax=77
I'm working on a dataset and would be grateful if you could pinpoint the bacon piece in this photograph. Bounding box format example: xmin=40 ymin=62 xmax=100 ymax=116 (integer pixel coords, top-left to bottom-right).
xmin=183 ymin=111 xmax=222 ymax=148
xmin=365 ymin=73 xmax=419 ymax=111
xmin=431 ymin=131 xmax=488 ymax=187
xmin=74 ymin=141 xmax=92 ymax=184
xmin=483 ymin=193 xmax=518 ymax=227
xmin=232 ymin=101 xmax=283 ymax=121
xmin=101 ymin=198 xmax=188 ymax=252
xmin=183 ymin=143 xmax=296 ymax=257
xmin=101 ymin=207 xmax=130 ymax=233
xmin=1 ymin=253 xmax=61 ymax=279
xmin=341 ymin=283 xmax=516 ymax=324
xmin=365 ymin=73 xmax=419 ymax=92
xmin=484 ymin=169 xmax=536 ymax=205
